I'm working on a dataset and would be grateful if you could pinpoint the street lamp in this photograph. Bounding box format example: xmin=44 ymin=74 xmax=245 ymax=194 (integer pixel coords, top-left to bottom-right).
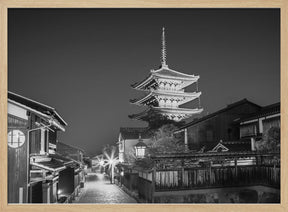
xmin=99 ymin=160 xmax=104 ymax=167
xmin=134 ymin=134 xmax=147 ymax=159
xmin=103 ymin=147 xmax=119 ymax=184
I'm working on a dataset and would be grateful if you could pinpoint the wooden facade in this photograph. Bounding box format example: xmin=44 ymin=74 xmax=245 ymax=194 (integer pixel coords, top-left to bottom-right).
xmin=8 ymin=92 xmax=71 ymax=204
xmin=8 ymin=114 xmax=28 ymax=203
xmin=175 ymin=99 xmax=261 ymax=150
xmin=240 ymin=102 xmax=280 ymax=139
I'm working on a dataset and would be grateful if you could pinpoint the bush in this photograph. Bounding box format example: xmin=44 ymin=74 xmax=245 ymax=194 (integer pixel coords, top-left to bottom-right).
xmin=255 ymin=127 xmax=280 ymax=152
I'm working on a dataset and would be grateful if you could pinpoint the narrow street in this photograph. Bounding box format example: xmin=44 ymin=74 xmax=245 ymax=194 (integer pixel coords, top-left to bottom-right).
xmin=74 ymin=173 xmax=137 ymax=204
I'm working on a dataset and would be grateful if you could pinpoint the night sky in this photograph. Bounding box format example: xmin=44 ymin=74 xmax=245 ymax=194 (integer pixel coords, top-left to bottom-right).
xmin=8 ymin=9 xmax=280 ymax=156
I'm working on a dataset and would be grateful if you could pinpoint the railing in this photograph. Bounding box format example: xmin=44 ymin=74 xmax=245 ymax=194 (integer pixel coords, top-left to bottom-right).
xmin=133 ymin=152 xmax=280 ymax=202
xmin=155 ymin=165 xmax=279 ymax=191
xmin=153 ymin=152 xmax=280 ymax=191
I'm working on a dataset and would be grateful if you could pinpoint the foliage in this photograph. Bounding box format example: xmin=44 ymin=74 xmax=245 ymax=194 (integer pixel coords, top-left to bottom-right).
xmin=134 ymin=157 xmax=155 ymax=169
xmin=146 ymin=113 xmax=185 ymax=130
xmin=255 ymin=127 xmax=280 ymax=152
xmin=148 ymin=123 xmax=185 ymax=154
xmin=126 ymin=147 xmax=137 ymax=164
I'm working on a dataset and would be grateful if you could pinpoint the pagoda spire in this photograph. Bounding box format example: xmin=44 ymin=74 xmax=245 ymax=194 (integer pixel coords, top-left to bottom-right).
xmin=129 ymin=28 xmax=203 ymax=122
xmin=161 ymin=27 xmax=168 ymax=68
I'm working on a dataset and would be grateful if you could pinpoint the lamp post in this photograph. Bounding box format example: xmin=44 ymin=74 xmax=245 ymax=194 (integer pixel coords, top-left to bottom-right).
xmin=103 ymin=147 xmax=119 ymax=184
xmin=108 ymin=159 xmax=115 ymax=184
xmin=120 ymin=170 xmax=124 ymax=186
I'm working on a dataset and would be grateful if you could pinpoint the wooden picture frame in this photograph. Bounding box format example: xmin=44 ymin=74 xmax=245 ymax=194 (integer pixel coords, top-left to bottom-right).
xmin=0 ymin=0 xmax=287 ymax=212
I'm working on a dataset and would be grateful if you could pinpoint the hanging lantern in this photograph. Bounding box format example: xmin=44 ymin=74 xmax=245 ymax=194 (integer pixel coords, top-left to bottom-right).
xmin=134 ymin=134 xmax=147 ymax=158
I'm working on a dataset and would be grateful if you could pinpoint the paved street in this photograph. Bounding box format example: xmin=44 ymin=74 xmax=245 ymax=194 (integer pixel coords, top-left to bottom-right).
xmin=74 ymin=173 xmax=137 ymax=204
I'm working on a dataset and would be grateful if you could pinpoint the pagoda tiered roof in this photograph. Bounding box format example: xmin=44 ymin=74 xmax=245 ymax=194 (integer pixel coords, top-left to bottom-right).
xmin=129 ymin=107 xmax=203 ymax=121
xmin=152 ymin=66 xmax=200 ymax=79
xmin=130 ymin=90 xmax=201 ymax=106
xmin=132 ymin=66 xmax=200 ymax=91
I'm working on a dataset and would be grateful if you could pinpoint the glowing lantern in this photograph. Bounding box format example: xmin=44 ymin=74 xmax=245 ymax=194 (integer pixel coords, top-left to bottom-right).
xmin=134 ymin=134 xmax=147 ymax=158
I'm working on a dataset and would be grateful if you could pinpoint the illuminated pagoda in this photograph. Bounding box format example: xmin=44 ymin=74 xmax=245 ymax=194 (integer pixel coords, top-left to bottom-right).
xmin=129 ymin=28 xmax=203 ymax=122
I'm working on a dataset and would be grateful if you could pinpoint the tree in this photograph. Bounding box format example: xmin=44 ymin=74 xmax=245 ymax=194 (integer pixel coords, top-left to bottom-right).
xmin=148 ymin=123 xmax=185 ymax=154
xmin=140 ymin=112 xmax=185 ymax=130
xmin=255 ymin=126 xmax=280 ymax=152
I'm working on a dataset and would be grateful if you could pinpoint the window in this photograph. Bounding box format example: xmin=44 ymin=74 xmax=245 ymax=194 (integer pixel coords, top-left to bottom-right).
xmin=40 ymin=128 xmax=48 ymax=154
xmin=8 ymin=130 xmax=25 ymax=148
xmin=240 ymin=124 xmax=257 ymax=138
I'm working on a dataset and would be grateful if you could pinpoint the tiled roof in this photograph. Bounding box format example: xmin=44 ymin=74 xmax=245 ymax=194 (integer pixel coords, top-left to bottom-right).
xmin=175 ymin=99 xmax=261 ymax=132
xmin=153 ymin=67 xmax=198 ymax=79
xmin=131 ymin=74 xmax=153 ymax=89
xmin=135 ymin=140 xmax=147 ymax=147
xmin=193 ymin=141 xmax=252 ymax=153
xmin=120 ymin=127 xmax=151 ymax=140
xmin=8 ymin=91 xmax=67 ymax=126
xmin=241 ymin=102 xmax=280 ymax=122
xmin=221 ymin=141 xmax=251 ymax=152
xmin=131 ymin=67 xmax=198 ymax=89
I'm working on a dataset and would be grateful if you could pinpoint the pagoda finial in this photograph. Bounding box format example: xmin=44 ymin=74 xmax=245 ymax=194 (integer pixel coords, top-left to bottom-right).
xmin=161 ymin=27 xmax=168 ymax=68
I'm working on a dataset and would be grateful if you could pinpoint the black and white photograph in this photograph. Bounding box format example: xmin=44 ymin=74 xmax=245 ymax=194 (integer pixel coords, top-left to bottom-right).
xmin=7 ymin=8 xmax=280 ymax=204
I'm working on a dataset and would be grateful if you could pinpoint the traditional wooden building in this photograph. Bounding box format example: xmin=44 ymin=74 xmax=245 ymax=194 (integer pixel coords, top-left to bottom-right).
xmin=239 ymin=102 xmax=280 ymax=140
xmin=174 ymin=99 xmax=262 ymax=150
xmin=129 ymin=28 xmax=203 ymax=122
xmin=8 ymin=91 xmax=67 ymax=203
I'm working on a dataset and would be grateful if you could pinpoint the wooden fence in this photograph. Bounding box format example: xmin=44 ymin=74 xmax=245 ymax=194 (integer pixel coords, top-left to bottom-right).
xmin=155 ymin=165 xmax=280 ymax=191
xmin=135 ymin=152 xmax=280 ymax=202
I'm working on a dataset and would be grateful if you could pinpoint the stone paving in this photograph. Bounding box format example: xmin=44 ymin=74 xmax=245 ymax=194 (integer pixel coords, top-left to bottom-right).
xmin=74 ymin=173 xmax=137 ymax=204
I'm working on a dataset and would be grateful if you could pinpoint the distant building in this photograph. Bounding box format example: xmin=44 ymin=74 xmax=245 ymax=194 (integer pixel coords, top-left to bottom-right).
xmin=8 ymin=91 xmax=67 ymax=203
xmin=174 ymin=99 xmax=262 ymax=150
xmin=118 ymin=127 xmax=152 ymax=164
xmin=129 ymin=28 xmax=203 ymax=122
xmin=91 ymin=154 xmax=105 ymax=172
xmin=57 ymin=142 xmax=85 ymax=164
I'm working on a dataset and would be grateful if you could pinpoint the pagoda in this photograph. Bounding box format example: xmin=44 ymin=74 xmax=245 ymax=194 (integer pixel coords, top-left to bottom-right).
xmin=129 ymin=28 xmax=203 ymax=122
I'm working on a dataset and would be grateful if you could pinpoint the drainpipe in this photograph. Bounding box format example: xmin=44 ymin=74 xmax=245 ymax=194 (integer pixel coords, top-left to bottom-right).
xmin=184 ymin=129 xmax=188 ymax=151
xmin=251 ymin=137 xmax=256 ymax=151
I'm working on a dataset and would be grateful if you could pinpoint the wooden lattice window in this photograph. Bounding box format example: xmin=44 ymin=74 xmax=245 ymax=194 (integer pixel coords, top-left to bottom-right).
xmin=8 ymin=130 xmax=26 ymax=148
